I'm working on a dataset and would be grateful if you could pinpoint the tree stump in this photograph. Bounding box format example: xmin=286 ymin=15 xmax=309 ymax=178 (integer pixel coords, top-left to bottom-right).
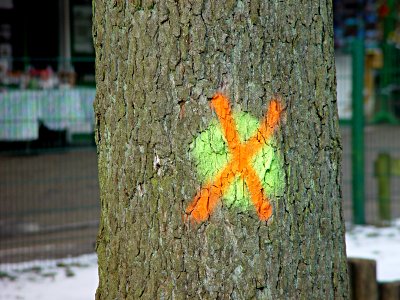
xmin=348 ymin=258 xmax=378 ymax=300
xmin=379 ymin=281 xmax=400 ymax=300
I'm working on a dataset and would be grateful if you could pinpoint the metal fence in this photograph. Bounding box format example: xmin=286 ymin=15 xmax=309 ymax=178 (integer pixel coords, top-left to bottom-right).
xmin=338 ymin=39 xmax=400 ymax=225
xmin=340 ymin=124 xmax=400 ymax=224
xmin=0 ymin=41 xmax=400 ymax=264
xmin=0 ymin=87 xmax=99 ymax=263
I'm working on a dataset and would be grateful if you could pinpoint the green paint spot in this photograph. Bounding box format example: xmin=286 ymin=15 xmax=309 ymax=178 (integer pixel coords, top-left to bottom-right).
xmin=190 ymin=111 xmax=284 ymax=210
xmin=191 ymin=122 xmax=231 ymax=180
xmin=224 ymin=176 xmax=250 ymax=209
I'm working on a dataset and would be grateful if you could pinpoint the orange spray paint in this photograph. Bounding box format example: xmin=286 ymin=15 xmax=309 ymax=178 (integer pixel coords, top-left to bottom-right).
xmin=186 ymin=93 xmax=282 ymax=223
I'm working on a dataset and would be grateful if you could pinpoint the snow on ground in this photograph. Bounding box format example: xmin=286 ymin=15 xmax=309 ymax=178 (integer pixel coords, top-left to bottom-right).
xmin=0 ymin=254 xmax=98 ymax=300
xmin=345 ymin=218 xmax=400 ymax=282
xmin=0 ymin=220 xmax=399 ymax=300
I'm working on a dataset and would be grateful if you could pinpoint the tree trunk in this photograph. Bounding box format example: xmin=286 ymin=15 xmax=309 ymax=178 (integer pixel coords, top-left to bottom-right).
xmin=93 ymin=1 xmax=349 ymax=299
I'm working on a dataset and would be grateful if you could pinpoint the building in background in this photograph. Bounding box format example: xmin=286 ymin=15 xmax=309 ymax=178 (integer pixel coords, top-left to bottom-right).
xmin=0 ymin=0 xmax=94 ymax=89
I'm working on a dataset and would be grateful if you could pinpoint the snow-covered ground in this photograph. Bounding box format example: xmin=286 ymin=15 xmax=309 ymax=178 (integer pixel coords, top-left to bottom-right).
xmin=1 ymin=220 xmax=399 ymax=300
xmin=0 ymin=254 xmax=98 ymax=300
xmin=346 ymin=219 xmax=400 ymax=282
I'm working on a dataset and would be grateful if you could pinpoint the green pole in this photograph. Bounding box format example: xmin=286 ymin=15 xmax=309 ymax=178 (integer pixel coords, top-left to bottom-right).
xmin=352 ymin=36 xmax=366 ymax=224
xmin=374 ymin=153 xmax=391 ymax=223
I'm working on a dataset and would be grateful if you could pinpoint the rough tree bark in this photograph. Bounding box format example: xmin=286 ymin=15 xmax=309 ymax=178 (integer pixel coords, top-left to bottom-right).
xmin=93 ymin=0 xmax=349 ymax=299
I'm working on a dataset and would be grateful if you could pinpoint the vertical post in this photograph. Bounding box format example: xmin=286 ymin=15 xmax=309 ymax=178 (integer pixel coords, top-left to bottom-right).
xmin=348 ymin=258 xmax=378 ymax=300
xmin=58 ymin=0 xmax=72 ymax=71
xmin=352 ymin=36 xmax=365 ymax=224
xmin=379 ymin=281 xmax=400 ymax=300
xmin=375 ymin=153 xmax=391 ymax=223
xmin=22 ymin=7 xmax=29 ymax=71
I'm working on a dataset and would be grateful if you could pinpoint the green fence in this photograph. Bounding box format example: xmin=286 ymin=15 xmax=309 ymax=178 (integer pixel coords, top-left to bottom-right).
xmin=338 ymin=37 xmax=400 ymax=226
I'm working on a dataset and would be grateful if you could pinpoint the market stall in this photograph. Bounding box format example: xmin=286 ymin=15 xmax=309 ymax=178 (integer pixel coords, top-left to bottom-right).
xmin=0 ymin=88 xmax=95 ymax=141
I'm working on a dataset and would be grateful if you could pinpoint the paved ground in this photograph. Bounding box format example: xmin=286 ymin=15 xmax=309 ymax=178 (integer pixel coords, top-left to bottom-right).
xmin=0 ymin=147 xmax=99 ymax=263
xmin=0 ymin=125 xmax=399 ymax=263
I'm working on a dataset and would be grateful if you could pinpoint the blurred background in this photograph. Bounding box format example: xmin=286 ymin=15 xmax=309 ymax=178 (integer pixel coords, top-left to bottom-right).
xmin=0 ymin=0 xmax=399 ymax=265
xmin=0 ymin=0 xmax=98 ymax=264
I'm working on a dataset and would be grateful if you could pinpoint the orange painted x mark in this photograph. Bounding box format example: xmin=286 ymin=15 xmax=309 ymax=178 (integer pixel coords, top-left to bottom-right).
xmin=186 ymin=93 xmax=282 ymax=223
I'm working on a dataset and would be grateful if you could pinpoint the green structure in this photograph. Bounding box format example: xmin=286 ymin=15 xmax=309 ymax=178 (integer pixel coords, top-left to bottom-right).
xmin=375 ymin=153 xmax=400 ymax=223
xmin=352 ymin=36 xmax=366 ymax=224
